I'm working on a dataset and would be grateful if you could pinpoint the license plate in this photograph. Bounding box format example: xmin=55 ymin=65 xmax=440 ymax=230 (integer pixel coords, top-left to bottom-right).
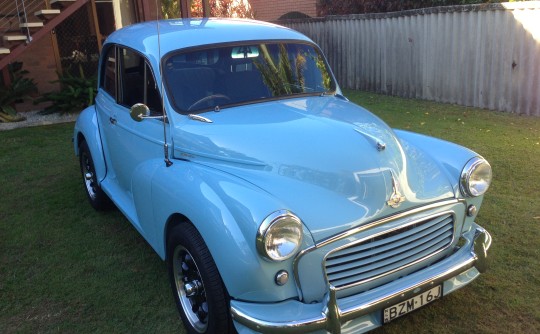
xmin=383 ymin=285 xmax=442 ymax=324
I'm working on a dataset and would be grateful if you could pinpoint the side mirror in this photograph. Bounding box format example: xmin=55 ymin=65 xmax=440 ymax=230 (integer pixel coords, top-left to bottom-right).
xmin=130 ymin=103 xmax=150 ymax=122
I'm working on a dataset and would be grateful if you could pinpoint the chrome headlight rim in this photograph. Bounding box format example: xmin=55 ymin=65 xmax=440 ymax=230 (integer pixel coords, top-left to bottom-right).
xmin=256 ymin=210 xmax=303 ymax=262
xmin=460 ymin=157 xmax=492 ymax=197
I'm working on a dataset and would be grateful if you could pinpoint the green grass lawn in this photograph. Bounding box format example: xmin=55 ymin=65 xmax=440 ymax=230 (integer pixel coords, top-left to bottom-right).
xmin=1 ymin=90 xmax=539 ymax=333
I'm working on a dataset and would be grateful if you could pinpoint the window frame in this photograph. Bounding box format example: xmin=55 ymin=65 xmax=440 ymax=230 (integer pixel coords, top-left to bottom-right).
xmin=100 ymin=44 xmax=163 ymax=114
xmin=100 ymin=45 xmax=118 ymax=100
xmin=162 ymin=39 xmax=337 ymax=115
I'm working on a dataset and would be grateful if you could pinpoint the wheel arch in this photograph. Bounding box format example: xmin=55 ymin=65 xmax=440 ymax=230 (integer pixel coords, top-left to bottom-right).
xmin=166 ymin=219 xmax=234 ymax=333
xmin=150 ymin=162 xmax=304 ymax=302
xmin=73 ymin=106 xmax=107 ymax=182
xmin=164 ymin=213 xmax=190 ymax=261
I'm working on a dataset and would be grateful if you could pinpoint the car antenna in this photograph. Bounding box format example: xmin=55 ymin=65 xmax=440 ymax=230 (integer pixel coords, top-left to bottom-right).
xmin=156 ymin=0 xmax=173 ymax=167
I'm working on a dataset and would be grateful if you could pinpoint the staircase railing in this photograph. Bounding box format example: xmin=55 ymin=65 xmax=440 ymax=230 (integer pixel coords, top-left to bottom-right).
xmin=0 ymin=0 xmax=89 ymax=70
xmin=17 ymin=0 xmax=31 ymax=41
xmin=1 ymin=0 xmax=45 ymax=40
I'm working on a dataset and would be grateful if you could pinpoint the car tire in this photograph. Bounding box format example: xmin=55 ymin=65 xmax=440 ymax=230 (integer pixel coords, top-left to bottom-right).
xmin=167 ymin=223 xmax=234 ymax=334
xmin=79 ymin=140 xmax=113 ymax=210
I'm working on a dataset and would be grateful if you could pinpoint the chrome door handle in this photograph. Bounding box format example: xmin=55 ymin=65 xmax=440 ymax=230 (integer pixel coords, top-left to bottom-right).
xmin=109 ymin=117 xmax=117 ymax=125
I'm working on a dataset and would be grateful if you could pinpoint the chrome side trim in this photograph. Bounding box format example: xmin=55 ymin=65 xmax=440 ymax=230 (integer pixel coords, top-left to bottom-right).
xmin=231 ymin=228 xmax=492 ymax=334
xmin=188 ymin=114 xmax=213 ymax=123
xmin=293 ymin=199 xmax=465 ymax=299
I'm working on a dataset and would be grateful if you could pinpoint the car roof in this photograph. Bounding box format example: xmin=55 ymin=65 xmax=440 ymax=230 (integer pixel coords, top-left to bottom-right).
xmin=104 ymin=18 xmax=313 ymax=60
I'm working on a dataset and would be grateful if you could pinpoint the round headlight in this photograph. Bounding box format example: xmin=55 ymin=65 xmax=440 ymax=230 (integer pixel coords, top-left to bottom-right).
xmin=460 ymin=157 xmax=492 ymax=197
xmin=257 ymin=210 xmax=303 ymax=262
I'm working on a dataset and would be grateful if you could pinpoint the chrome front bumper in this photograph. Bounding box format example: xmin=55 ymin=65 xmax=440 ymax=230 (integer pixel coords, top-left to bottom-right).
xmin=231 ymin=226 xmax=492 ymax=334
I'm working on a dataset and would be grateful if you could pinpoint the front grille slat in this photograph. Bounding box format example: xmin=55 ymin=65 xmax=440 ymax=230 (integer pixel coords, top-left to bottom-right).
xmin=330 ymin=237 xmax=452 ymax=287
xmin=326 ymin=227 xmax=452 ymax=275
xmin=326 ymin=215 xmax=453 ymax=260
xmin=326 ymin=230 xmax=452 ymax=279
xmin=326 ymin=216 xmax=453 ymax=268
xmin=325 ymin=213 xmax=455 ymax=289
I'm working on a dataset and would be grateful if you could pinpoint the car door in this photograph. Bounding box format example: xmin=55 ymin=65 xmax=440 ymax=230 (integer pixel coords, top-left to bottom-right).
xmin=96 ymin=45 xmax=168 ymax=225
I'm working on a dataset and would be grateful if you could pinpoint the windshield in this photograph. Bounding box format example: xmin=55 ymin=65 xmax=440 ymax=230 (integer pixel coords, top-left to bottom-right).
xmin=163 ymin=42 xmax=336 ymax=113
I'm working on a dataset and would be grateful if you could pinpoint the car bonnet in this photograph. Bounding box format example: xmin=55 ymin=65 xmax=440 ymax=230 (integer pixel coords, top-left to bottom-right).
xmin=173 ymin=96 xmax=455 ymax=241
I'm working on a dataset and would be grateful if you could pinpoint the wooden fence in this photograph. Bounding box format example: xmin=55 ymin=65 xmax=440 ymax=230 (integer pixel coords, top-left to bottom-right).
xmin=282 ymin=2 xmax=540 ymax=116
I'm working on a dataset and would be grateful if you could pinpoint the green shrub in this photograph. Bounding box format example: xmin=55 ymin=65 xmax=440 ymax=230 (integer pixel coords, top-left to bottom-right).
xmin=0 ymin=62 xmax=37 ymax=122
xmin=35 ymin=66 xmax=97 ymax=115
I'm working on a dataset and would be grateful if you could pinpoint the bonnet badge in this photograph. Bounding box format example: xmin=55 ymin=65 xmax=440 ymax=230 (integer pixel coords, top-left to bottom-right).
xmin=387 ymin=174 xmax=406 ymax=208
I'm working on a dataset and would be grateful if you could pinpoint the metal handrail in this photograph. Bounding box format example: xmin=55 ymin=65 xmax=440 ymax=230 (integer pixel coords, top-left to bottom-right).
xmin=0 ymin=0 xmax=89 ymax=70
xmin=1 ymin=0 xmax=46 ymax=36
xmin=19 ymin=0 xmax=32 ymax=41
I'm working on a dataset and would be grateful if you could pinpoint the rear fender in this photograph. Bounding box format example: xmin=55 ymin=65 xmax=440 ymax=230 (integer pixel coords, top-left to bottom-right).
xmin=73 ymin=106 xmax=106 ymax=182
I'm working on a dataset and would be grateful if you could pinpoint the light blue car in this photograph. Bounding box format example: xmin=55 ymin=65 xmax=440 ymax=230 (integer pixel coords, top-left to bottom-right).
xmin=73 ymin=18 xmax=492 ymax=334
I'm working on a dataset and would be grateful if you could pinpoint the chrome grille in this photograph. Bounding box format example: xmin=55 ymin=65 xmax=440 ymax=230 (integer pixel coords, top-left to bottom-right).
xmin=325 ymin=213 xmax=454 ymax=289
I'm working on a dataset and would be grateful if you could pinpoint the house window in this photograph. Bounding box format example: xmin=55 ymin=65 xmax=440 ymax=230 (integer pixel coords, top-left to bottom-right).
xmin=95 ymin=0 xmax=116 ymax=40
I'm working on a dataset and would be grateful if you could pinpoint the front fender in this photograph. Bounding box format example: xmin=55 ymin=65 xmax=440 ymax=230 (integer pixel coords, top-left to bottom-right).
xmin=394 ymin=129 xmax=478 ymax=196
xmin=144 ymin=160 xmax=315 ymax=302
xmin=394 ymin=130 xmax=489 ymax=233
xmin=73 ymin=106 xmax=106 ymax=182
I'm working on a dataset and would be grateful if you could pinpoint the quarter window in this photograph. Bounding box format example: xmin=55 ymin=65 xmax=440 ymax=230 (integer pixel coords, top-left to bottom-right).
xmin=101 ymin=46 xmax=116 ymax=98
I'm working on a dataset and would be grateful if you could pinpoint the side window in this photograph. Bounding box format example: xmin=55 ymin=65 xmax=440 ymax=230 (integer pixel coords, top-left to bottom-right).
xmin=145 ymin=63 xmax=163 ymax=114
xmin=101 ymin=46 xmax=116 ymax=98
xmin=119 ymin=48 xmax=162 ymax=114
xmin=120 ymin=48 xmax=144 ymax=108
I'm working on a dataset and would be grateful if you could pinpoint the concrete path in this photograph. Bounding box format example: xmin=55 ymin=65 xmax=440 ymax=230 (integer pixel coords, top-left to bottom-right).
xmin=0 ymin=111 xmax=79 ymax=131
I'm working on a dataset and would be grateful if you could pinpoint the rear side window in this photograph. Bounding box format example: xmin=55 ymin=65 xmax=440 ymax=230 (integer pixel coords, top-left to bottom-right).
xmin=101 ymin=46 xmax=116 ymax=98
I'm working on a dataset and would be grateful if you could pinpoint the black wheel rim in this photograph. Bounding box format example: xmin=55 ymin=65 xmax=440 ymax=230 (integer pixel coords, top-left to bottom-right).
xmin=173 ymin=245 xmax=209 ymax=333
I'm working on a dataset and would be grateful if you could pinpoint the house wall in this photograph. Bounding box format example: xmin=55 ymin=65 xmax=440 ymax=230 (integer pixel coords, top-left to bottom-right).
xmin=283 ymin=2 xmax=540 ymax=116
xmin=250 ymin=0 xmax=317 ymax=21
xmin=114 ymin=0 xmax=137 ymax=28
xmin=16 ymin=33 xmax=60 ymax=112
